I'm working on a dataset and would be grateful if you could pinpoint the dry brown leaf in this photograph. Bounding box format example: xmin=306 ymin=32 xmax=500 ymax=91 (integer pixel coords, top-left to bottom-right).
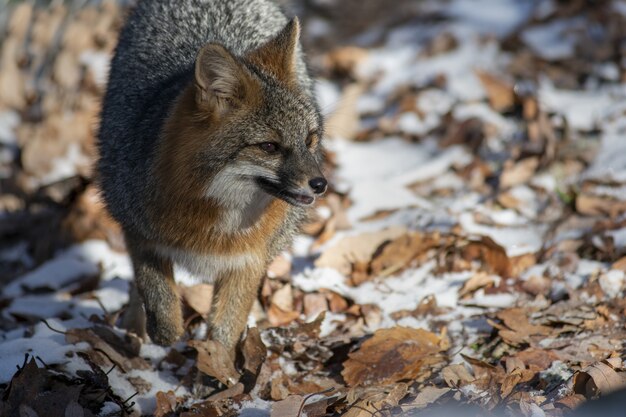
xmin=315 ymin=226 xmax=406 ymax=276
xmin=441 ymin=363 xmax=475 ymax=387
xmin=573 ymin=359 xmax=626 ymax=398
xmin=180 ymin=283 xmax=213 ymax=317
xmin=410 ymin=386 xmax=451 ymax=409
xmin=189 ymin=340 xmax=240 ymax=386
xmin=268 ymin=284 xmax=299 ymax=326
xmin=459 ymin=272 xmax=496 ymax=297
xmin=303 ymin=293 xmax=328 ymax=319
xmin=342 ymin=327 xmax=448 ymax=387
xmin=65 ymin=327 xmax=149 ymax=372
xmin=576 ymin=194 xmax=626 ymax=217
xmin=240 ymin=326 xmax=266 ymax=380
xmin=500 ymin=157 xmax=539 ymax=188
xmin=463 ymin=236 xmax=511 ymax=278
xmin=475 ymin=70 xmax=516 ymax=112
xmin=271 ymin=395 xmax=305 ymax=417
xmin=370 ymin=232 xmax=438 ymax=278
xmin=496 ymin=308 xmax=552 ymax=346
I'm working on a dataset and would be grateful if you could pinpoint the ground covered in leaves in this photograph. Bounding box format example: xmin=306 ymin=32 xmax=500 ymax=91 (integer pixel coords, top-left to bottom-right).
xmin=2 ymin=0 xmax=626 ymax=416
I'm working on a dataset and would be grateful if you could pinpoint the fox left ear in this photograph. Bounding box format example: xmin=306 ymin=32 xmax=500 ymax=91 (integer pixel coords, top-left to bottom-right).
xmin=246 ymin=17 xmax=300 ymax=84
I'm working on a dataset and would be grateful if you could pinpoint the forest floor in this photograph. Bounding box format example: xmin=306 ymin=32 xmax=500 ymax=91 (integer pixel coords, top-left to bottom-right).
xmin=2 ymin=1 xmax=626 ymax=416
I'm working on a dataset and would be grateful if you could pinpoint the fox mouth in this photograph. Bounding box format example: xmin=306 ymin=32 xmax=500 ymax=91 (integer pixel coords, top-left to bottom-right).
xmin=256 ymin=177 xmax=315 ymax=207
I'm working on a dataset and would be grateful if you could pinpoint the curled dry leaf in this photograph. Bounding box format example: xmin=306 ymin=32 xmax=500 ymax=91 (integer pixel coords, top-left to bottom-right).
xmin=573 ymin=358 xmax=626 ymax=399
xmin=315 ymin=226 xmax=406 ymax=276
xmin=370 ymin=232 xmax=439 ymax=278
xmin=240 ymin=326 xmax=266 ymax=381
xmin=342 ymin=327 xmax=448 ymax=387
xmin=441 ymin=363 xmax=475 ymax=388
xmin=189 ymin=339 xmax=240 ymax=387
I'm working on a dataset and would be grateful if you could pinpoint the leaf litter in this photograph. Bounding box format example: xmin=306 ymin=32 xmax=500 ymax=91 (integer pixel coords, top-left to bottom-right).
xmin=2 ymin=0 xmax=626 ymax=416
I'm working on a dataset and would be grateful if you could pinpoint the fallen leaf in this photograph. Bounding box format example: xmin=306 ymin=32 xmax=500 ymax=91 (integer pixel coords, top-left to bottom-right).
xmin=189 ymin=339 xmax=240 ymax=387
xmin=240 ymin=326 xmax=266 ymax=386
xmin=500 ymin=157 xmax=539 ymax=188
xmin=315 ymin=226 xmax=407 ymax=276
xmin=271 ymin=395 xmax=305 ymax=417
xmin=495 ymin=308 xmax=552 ymax=346
xmin=342 ymin=327 xmax=448 ymax=387
xmin=475 ymin=70 xmax=516 ymax=112
xmin=441 ymin=363 xmax=475 ymax=387
xmin=370 ymin=232 xmax=438 ymax=278
xmin=409 ymin=386 xmax=451 ymax=409
xmin=154 ymin=391 xmax=178 ymax=417
xmin=573 ymin=359 xmax=626 ymax=398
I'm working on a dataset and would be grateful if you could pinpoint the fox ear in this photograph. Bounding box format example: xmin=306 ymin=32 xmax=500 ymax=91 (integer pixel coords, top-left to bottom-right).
xmin=194 ymin=44 xmax=256 ymax=113
xmin=246 ymin=17 xmax=300 ymax=84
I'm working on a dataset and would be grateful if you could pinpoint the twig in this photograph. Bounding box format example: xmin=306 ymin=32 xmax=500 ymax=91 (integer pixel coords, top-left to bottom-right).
xmin=40 ymin=319 xmax=67 ymax=335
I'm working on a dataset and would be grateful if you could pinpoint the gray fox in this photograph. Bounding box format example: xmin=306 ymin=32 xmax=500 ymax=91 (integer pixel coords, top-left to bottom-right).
xmin=97 ymin=0 xmax=326 ymax=357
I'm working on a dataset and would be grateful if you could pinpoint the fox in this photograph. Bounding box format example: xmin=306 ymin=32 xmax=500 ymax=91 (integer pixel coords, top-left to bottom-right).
xmin=97 ymin=0 xmax=326 ymax=358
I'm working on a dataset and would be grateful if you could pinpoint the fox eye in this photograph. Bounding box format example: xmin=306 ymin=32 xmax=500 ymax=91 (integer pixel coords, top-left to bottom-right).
xmin=259 ymin=142 xmax=279 ymax=153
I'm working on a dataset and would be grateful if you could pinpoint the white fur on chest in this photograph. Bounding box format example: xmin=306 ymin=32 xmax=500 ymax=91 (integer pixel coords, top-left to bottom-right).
xmin=158 ymin=246 xmax=261 ymax=283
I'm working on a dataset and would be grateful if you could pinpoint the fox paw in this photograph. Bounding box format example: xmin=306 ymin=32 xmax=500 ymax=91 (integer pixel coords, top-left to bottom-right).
xmin=146 ymin=311 xmax=184 ymax=346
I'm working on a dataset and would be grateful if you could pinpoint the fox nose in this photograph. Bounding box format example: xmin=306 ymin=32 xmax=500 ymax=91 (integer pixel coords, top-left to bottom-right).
xmin=309 ymin=177 xmax=327 ymax=195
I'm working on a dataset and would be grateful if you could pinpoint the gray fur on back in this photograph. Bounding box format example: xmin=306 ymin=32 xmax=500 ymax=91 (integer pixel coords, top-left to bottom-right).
xmin=97 ymin=0 xmax=311 ymax=239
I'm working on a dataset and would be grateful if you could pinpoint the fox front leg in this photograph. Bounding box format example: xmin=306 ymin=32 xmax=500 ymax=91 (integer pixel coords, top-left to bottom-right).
xmin=125 ymin=235 xmax=184 ymax=345
xmin=208 ymin=266 xmax=264 ymax=357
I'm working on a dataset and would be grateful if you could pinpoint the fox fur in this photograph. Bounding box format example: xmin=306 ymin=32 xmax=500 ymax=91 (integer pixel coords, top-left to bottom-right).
xmin=97 ymin=0 xmax=325 ymax=356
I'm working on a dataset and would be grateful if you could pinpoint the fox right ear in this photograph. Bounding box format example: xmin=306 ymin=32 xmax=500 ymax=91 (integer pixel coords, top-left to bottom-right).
xmin=194 ymin=44 xmax=256 ymax=114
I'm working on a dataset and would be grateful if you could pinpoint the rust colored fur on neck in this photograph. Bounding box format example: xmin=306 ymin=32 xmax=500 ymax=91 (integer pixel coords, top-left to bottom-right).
xmin=151 ymin=84 xmax=288 ymax=256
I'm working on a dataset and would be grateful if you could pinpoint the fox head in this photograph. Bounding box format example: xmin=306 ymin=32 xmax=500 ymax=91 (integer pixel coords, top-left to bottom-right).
xmin=159 ymin=18 xmax=326 ymax=213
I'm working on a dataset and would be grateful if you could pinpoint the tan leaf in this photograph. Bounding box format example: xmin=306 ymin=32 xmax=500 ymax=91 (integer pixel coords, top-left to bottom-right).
xmin=496 ymin=308 xmax=552 ymax=346
xmin=271 ymin=395 xmax=305 ymax=417
xmin=463 ymin=236 xmax=511 ymax=278
xmin=315 ymin=226 xmax=407 ymax=276
xmin=576 ymin=194 xmax=626 ymax=217
xmin=303 ymin=293 xmax=328 ymax=319
xmin=459 ymin=272 xmax=496 ymax=297
xmin=370 ymin=232 xmax=438 ymax=278
xmin=189 ymin=339 xmax=240 ymax=386
xmin=573 ymin=360 xmax=626 ymax=398
xmin=410 ymin=386 xmax=451 ymax=409
xmin=441 ymin=363 xmax=475 ymax=387
xmin=342 ymin=327 xmax=448 ymax=387
xmin=475 ymin=70 xmax=515 ymax=112
xmin=500 ymin=157 xmax=539 ymax=188
xmin=155 ymin=390 xmax=178 ymax=417
xmin=240 ymin=326 xmax=266 ymax=378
